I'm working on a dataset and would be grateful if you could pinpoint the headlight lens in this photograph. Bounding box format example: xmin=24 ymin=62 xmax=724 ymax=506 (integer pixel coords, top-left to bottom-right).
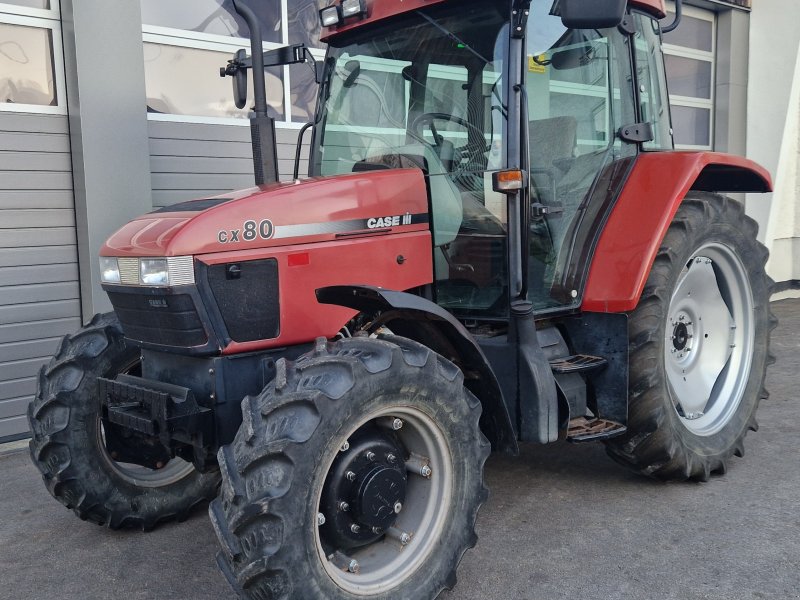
xmin=319 ymin=5 xmax=341 ymax=27
xmin=140 ymin=258 xmax=170 ymax=286
xmin=99 ymin=256 xmax=121 ymax=284
xmin=341 ymin=0 xmax=366 ymax=18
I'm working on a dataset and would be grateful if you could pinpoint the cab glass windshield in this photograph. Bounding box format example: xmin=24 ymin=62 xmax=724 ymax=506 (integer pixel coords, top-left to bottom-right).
xmin=312 ymin=2 xmax=512 ymax=318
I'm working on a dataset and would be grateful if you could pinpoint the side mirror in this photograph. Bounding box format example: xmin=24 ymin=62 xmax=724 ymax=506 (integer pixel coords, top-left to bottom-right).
xmin=232 ymin=49 xmax=248 ymax=110
xmin=558 ymin=0 xmax=626 ymax=29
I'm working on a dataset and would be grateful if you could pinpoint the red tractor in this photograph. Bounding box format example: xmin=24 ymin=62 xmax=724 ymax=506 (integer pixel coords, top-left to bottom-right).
xmin=29 ymin=0 xmax=774 ymax=598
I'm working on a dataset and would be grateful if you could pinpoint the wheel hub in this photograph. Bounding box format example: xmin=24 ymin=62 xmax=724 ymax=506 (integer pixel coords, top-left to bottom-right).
xmin=319 ymin=428 xmax=407 ymax=550
xmin=671 ymin=321 xmax=690 ymax=351
xmin=355 ymin=466 xmax=405 ymax=529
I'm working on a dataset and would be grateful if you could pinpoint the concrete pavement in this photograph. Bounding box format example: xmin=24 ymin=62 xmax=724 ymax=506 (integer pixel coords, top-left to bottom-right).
xmin=2 ymin=300 xmax=799 ymax=600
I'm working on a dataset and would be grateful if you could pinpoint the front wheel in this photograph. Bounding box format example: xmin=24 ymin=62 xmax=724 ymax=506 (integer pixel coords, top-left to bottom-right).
xmin=606 ymin=193 xmax=775 ymax=481
xmin=210 ymin=335 xmax=489 ymax=600
xmin=28 ymin=312 xmax=220 ymax=529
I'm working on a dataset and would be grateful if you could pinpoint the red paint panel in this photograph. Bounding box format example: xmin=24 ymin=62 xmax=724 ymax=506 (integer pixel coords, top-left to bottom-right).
xmin=102 ymin=169 xmax=429 ymax=257
xmin=196 ymin=231 xmax=433 ymax=354
xmin=582 ymin=152 xmax=772 ymax=314
xmin=630 ymin=0 xmax=667 ymax=19
xmin=321 ymin=0 xmax=448 ymax=42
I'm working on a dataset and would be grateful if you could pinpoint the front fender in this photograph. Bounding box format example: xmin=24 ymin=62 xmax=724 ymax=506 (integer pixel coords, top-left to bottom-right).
xmin=316 ymin=285 xmax=518 ymax=454
xmin=583 ymin=152 xmax=772 ymax=313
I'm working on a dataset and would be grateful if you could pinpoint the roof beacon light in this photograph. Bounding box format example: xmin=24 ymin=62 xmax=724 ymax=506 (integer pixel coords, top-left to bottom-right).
xmin=319 ymin=4 xmax=342 ymax=27
xmin=341 ymin=0 xmax=367 ymax=18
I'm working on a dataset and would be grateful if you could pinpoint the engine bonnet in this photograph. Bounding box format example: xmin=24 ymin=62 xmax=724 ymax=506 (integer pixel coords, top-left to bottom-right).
xmin=102 ymin=169 xmax=430 ymax=257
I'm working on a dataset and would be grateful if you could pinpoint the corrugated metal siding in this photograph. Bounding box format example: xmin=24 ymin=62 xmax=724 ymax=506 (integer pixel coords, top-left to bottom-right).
xmin=148 ymin=121 xmax=309 ymax=208
xmin=0 ymin=112 xmax=81 ymax=441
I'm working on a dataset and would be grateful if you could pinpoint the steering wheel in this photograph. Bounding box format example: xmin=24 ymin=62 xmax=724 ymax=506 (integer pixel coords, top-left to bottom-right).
xmin=410 ymin=112 xmax=490 ymax=170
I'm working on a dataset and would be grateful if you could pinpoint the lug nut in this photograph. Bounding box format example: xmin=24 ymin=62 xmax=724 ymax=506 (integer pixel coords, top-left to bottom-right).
xmin=338 ymin=501 xmax=349 ymax=512
xmin=348 ymin=559 xmax=360 ymax=574
xmin=387 ymin=527 xmax=412 ymax=546
xmin=372 ymin=526 xmax=383 ymax=534
xmin=345 ymin=471 xmax=356 ymax=482
xmin=387 ymin=453 xmax=397 ymax=464
xmin=394 ymin=502 xmax=403 ymax=514
xmin=406 ymin=456 xmax=433 ymax=478
xmin=378 ymin=417 xmax=404 ymax=431
xmin=351 ymin=524 xmax=361 ymax=534
xmin=366 ymin=451 xmax=376 ymax=461
xmin=317 ymin=513 xmax=326 ymax=526
xmin=340 ymin=441 xmax=350 ymax=452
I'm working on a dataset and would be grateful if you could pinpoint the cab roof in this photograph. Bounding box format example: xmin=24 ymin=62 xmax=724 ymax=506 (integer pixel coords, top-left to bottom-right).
xmin=321 ymin=0 xmax=667 ymax=43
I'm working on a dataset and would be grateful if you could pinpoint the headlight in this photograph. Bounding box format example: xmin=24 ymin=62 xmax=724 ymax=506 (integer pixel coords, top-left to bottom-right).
xmin=99 ymin=256 xmax=195 ymax=286
xmin=319 ymin=5 xmax=342 ymax=27
xmin=341 ymin=0 xmax=367 ymax=18
xmin=140 ymin=258 xmax=170 ymax=286
xmin=100 ymin=257 xmax=121 ymax=284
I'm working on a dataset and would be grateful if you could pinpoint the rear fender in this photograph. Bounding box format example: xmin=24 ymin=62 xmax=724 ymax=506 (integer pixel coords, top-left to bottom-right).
xmin=583 ymin=152 xmax=772 ymax=313
xmin=316 ymin=285 xmax=518 ymax=455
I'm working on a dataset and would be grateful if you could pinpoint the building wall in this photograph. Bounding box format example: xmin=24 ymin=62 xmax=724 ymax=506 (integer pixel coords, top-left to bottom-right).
xmin=746 ymin=0 xmax=800 ymax=290
xmin=149 ymin=121 xmax=306 ymax=209
xmin=0 ymin=112 xmax=82 ymax=440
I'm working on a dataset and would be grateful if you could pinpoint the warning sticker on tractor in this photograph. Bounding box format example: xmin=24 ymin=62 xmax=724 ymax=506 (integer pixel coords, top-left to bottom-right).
xmin=528 ymin=55 xmax=547 ymax=74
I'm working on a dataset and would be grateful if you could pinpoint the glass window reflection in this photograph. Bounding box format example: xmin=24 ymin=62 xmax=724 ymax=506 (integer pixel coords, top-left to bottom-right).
xmin=0 ymin=22 xmax=56 ymax=106
xmin=288 ymin=0 xmax=325 ymax=48
xmin=140 ymin=0 xmax=281 ymax=43
xmin=143 ymin=43 xmax=284 ymax=119
xmin=1 ymin=0 xmax=50 ymax=9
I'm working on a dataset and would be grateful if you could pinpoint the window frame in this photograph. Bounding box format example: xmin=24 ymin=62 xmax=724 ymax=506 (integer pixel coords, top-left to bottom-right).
xmin=662 ymin=2 xmax=716 ymax=150
xmin=0 ymin=4 xmax=66 ymax=115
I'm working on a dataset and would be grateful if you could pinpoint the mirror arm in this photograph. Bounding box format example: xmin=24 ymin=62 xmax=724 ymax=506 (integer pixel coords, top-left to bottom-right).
xmin=231 ymin=0 xmax=268 ymax=118
xmin=511 ymin=0 xmax=531 ymax=39
xmin=661 ymin=0 xmax=682 ymax=34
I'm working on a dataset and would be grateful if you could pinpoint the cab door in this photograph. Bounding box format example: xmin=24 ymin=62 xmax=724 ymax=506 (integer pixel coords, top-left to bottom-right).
xmin=524 ymin=3 xmax=638 ymax=311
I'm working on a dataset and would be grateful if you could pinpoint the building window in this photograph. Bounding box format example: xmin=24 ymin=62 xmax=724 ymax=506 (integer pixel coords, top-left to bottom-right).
xmin=142 ymin=37 xmax=285 ymax=120
xmin=140 ymin=0 xmax=324 ymax=127
xmin=662 ymin=3 xmax=715 ymax=149
xmin=141 ymin=0 xmax=282 ymax=44
xmin=0 ymin=3 xmax=64 ymax=114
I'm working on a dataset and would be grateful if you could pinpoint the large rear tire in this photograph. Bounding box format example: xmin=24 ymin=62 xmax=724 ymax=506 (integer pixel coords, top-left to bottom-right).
xmin=210 ymin=335 xmax=489 ymax=600
xmin=605 ymin=193 xmax=775 ymax=481
xmin=28 ymin=312 xmax=220 ymax=529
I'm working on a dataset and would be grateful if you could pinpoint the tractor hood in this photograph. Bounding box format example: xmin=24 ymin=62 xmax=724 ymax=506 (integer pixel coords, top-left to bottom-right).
xmin=102 ymin=169 xmax=430 ymax=257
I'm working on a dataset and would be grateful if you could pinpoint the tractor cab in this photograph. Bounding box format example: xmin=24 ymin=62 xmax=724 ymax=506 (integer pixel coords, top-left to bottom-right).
xmin=307 ymin=0 xmax=673 ymax=317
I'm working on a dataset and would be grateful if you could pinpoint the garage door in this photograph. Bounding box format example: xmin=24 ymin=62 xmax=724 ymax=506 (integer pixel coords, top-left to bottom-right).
xmin=0 ymin=5 xmax=81 ymax=442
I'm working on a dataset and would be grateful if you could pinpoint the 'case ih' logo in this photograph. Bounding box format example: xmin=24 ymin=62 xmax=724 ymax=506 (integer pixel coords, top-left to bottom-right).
xmin=367 ymin=213 xmax=412 ymax=229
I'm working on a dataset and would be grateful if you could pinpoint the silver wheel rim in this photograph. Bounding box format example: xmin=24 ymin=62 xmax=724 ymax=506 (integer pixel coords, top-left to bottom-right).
xmin=314 ymin=405 xmax=453 ymax=596
xmin=664 ymin=242 xmax=755 ymax=436
xmin=97 ymin=423 xmax=195 ymax=487
xmin=96 ymin=358 xmax=195 ymax=488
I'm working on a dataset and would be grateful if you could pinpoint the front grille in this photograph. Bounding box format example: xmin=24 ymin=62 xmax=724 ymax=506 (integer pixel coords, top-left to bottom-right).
xmin=107 ymin=291 xmax=208 ymax=347
xmin=208 ymin=258 xmax=280 ymax=342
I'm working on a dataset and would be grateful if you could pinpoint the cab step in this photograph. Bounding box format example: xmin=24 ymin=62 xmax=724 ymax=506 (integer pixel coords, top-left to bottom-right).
xmin=549 ymin=354 xmax=608 ymax=374
xmin=567 ymin=417 xmax=626 ymax=443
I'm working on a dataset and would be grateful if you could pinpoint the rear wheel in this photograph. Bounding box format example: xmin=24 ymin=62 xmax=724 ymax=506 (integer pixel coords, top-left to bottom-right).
xmin=210 ymin=335 xmax=489 ymax=600
xmin=606 ymin=193 xmax=775 ymax=480
xmin=28 ymin=312 xmax=220 ymax=529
